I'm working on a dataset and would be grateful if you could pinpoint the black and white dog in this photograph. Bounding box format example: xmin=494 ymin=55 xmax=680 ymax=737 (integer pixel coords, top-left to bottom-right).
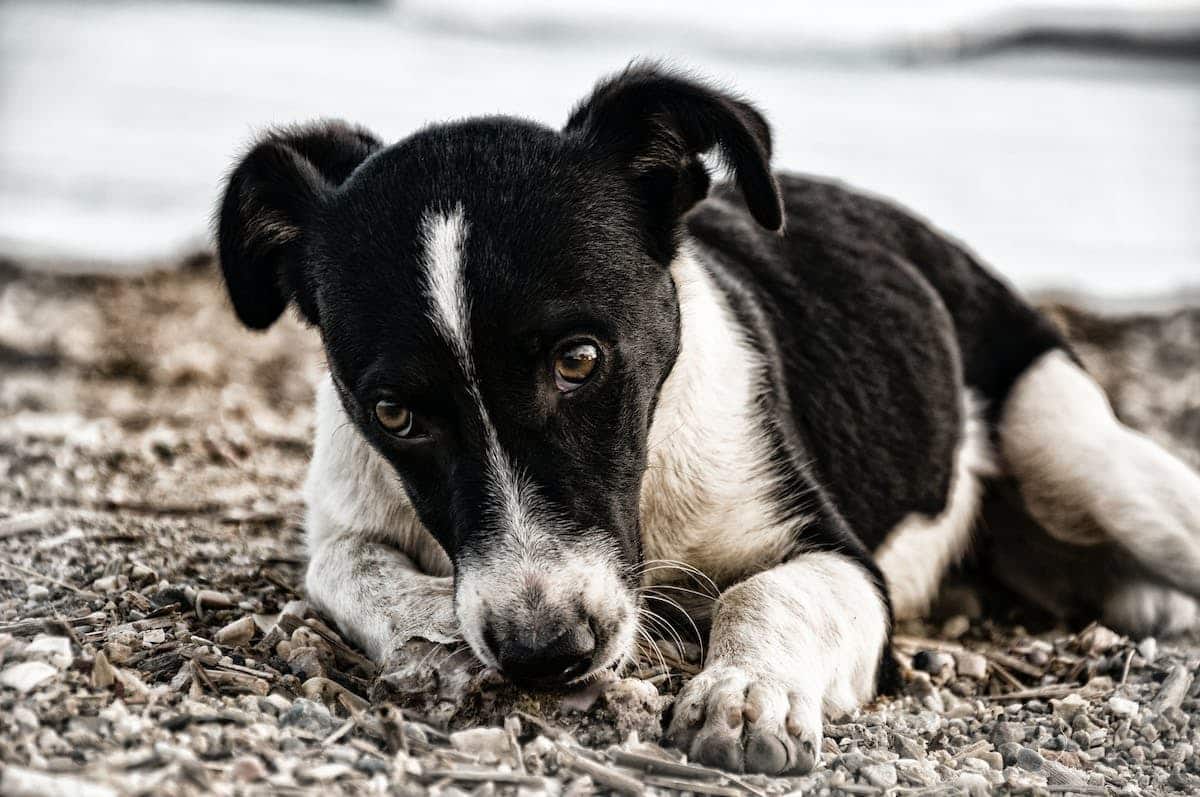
xmin=216 ymin=66 xmax=1200 ymax=774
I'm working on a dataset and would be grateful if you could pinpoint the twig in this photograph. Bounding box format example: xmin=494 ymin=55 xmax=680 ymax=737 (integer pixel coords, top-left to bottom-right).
xmin=554 ymin=743 xmax=644 ymax=795
xmin=0 ymin=509 xmax=55 ymax=540
xmin=0 ymin=558 xmax=100 ymax=598
xmin=642 ymin=775 xmax=744 ymax=796
xmin=419 ymin=769 xmax=547 ymax=787
xmin=1119 ymin=648 xmax=1134 ymax=685
xmin=321 ymin=719 xmax=355 ymax=747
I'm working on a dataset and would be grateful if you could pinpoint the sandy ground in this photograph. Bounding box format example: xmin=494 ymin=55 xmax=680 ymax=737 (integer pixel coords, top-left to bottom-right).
xmin=1 ymin=257 xmax=1199 ymax=795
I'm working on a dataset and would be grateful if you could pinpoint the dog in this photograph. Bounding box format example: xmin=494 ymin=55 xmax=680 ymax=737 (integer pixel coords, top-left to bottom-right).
xmin=215 ymin=65 xmax=1200 ymax=775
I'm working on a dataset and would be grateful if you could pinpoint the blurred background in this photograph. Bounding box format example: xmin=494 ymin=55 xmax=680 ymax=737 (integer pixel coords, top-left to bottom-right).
xmin=1 ymin=0 xmax=1198 ymax=299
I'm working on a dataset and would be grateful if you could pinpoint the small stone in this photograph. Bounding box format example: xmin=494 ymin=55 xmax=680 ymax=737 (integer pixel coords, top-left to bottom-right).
xmin=104 ymin=642 xmax=134 ymax=664
xmin=279 ymin=697 xmax=335 ymax=737
xmin=195 ymin=589 xmax=233 ymax=612
xmin=1137 ymin=637 xmax=1158 ymax=663
xmin=450 ymin=727 xmax=510 ymax=760
xmin=892 ymin=731 xmax=926 ymax=760
xmin=998 ymin=742 xmax=1022 ymax=766
xmin=1052 ymin=693 xmax=1088 ymax=722
xmin=1016 ymin=747 xmax=1045 ymax=772
xmin=129 ymin=562 xmax=156 ymax=581
xmin=286 ymin=646 xmax=326 ymax=680
xmin=1108 ymin=695 xmax=1139 ymax=718
xmin=1 ymin=660 xmax=57 ymax=693
xmin=27 ymin=583 xmax=50 ymax=601
xmin=956 ymin=772 xmax=991 ymax=797
xmin=992 ymin=722 xmax=1026 ymax=746
xmin=92 ymin=574 xmax=128 ymax=593
xmin=912 ymin=650 xmax=955 ymax=678
xmin=27 ymin=635 xmax=72 ymax=669
xmin=941 ymin=615 xmax=971 ymax=639
xmin=861 ymin=762 xmax=898 ymax=788
xmin=12 ymin=705 xmax=38 ymax=731
xmin=141 ymin=628 xmax=166 ymax=647
xmin=215 ymin=615 xmax=256 ymax=647
xmin=1078 ymin=625 xmax=1122 ymax=655
xmin=91 ymin=650 xmax=116 ymax=688
xmin=954 ymin=651 xmax=988 ymax=680
xmin=232 ymin=755 xmax=268 ymax=783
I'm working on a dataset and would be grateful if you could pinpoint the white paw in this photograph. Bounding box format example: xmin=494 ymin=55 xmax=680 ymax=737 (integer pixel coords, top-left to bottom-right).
xmin=1103 ymin=581 xmax=1200 ymax=638
xmin=664 ymin=664 xmax=823 ymax=775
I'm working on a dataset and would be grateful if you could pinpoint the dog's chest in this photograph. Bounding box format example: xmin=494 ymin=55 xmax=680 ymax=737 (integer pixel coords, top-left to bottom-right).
xmin=637 ymin=254 xmax=798 ymax=588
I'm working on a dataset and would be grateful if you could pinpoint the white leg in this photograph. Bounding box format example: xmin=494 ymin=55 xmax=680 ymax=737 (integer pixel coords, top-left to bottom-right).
xmin=305 ymin=522 xmax=460 ymax=663
xmin=876 ymin=393 xmax=995 ymax=620
xmin=302 ymin=375 xmax=460 ymax=662
xmin=1001 ymin=350 xmax=1200 ymax=598
xmin=664 ymin=552 xmax=887 ymax=775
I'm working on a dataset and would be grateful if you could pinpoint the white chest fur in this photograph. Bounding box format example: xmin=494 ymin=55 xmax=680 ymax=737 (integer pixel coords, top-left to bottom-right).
xmin=638 ymin=252 xmax=802 ymax=589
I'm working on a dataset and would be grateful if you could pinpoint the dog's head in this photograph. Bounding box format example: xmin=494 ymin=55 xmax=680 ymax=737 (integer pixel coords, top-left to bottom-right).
xmin=216 ymin=65 xmax=782 ymax=687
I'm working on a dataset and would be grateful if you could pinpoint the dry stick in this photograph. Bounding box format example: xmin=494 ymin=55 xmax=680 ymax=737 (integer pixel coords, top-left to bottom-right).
xmin=0 ymin=558 xmax=100 ymax=598
xmin=321 ymin=718 xmax=355 ymax=747
xmin=0 ymin=509 xmax=55 ymax=539
xmin=641 ymin=775 xmax=744 ymax=796
xmin=554 ymin=743 xmax=645 ymax=795
xmin=420 ymin=770 xmax=547 ymax=788
xmin=1119 ymin=648 xmax=1135 ymax=685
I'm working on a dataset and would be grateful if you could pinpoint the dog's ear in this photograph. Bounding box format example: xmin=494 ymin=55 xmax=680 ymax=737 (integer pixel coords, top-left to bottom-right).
xmin=565 ymin=64 xmax=783 ymax=260
xmin=216 ymin=120 xmax=381 ymax=329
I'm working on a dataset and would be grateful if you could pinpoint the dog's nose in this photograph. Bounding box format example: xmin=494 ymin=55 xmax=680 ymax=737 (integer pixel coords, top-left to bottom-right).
xmin=489 ymin=621 xmax=596 ymax=686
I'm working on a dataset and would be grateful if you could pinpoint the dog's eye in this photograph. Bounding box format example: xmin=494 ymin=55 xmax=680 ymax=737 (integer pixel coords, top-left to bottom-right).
xmin=554 ymin=342 xmax=599 ymax=392
xmin=374 ymin=400 xmax=414 ymax=436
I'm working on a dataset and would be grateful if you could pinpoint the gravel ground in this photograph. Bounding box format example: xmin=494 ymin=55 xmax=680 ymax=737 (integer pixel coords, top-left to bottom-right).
xmin=1 ymin=257 xmax=1199 ymax=796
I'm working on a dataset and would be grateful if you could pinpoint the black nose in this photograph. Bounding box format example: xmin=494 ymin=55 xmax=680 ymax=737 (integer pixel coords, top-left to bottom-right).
xmin=490 ymin=621 xmax=596 ymax=686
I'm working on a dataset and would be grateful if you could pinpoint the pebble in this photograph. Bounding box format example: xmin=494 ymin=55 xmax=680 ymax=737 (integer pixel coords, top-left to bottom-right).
xmin=954 ymin=651 xmax=988 ymax=680
xmin=1052 ymin=693 xmax=1088 ymax=722
xmin=92 ymin=574 xmax=128 ymax=593
xmin=232 ymin=755 xmax=268 ymax=782
xmin=1016 ymin=747 xmax=1045 ymax=772
xmin=860 ymin=762 xmax=898 ymax=788
xmin=91 ymin=650 xmax=116 ymax=688
xmin=998 ymin=742 xmax=1022 ymax=766
xmin=1079 ymin=625 xmax=1122 ymax=655
xmin=1137 ymin=637 xmax=1158 ymax=663
xmin=1 ymin=660 xmax=58 ymax=693
xmin=141 ymin=628 xmax=166 ymax=647
xmin=27 ymin=635 xmax=73 ymax=669
xmin=195 ymin=589 xmax=233 ymax=612
xmin=27 ymin=583 xmax=50 ymax=600
xmin=450 ymin=727 xmax=511 ymax=760
xmin=1108 ymin=695 xmax=1140 ymax=718
xmin=956 ymin=771 xmax=991 ymax=797
xmin=279 ymin=698 xmax=336 ymax=737
xmin=912 ymin=650 xmax=955 ymax=679
xmin=215 ymin=615 xmax=256 ymax=647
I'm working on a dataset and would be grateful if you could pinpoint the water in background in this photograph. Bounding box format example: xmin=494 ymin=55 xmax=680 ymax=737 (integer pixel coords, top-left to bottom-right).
xmin=1 ymin=0 xmax=1198 ymax=297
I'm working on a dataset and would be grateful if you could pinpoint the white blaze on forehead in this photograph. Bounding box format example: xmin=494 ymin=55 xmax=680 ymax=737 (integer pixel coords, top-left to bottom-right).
xmin=417 ymin=205 xmax=538 ymax=550
xmin=420 ymin=206 xmax=473 ymax=367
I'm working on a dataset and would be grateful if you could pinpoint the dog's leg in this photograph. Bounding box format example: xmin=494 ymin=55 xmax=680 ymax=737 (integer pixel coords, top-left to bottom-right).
xmin=664 ymin=551 xmax=887 ymax=775
xmin=305 ymin=521 xmax=459 ymax=663
xmin=1000 ymin=349 xmax=1200 ymax=599
xmin=303 ymin=375 xmax=460 ymax=662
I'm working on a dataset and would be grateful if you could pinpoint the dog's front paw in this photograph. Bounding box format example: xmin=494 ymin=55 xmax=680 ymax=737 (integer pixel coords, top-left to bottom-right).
xmin=664 ymin=664 xmax=822 ymax=775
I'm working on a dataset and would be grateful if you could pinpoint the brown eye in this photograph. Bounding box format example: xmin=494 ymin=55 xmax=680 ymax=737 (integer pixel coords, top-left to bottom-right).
xmin=374 ymin=400 xmax=414 ymax=436
xmin=554 ymin=342 xmax=599 ymax=392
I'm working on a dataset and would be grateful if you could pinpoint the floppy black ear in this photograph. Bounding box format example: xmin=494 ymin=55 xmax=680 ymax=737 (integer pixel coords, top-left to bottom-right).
xmin=565 ymin=64 xmax=783 ymax=261
xmin=216 ymin=120 xmax=382 ymax=329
